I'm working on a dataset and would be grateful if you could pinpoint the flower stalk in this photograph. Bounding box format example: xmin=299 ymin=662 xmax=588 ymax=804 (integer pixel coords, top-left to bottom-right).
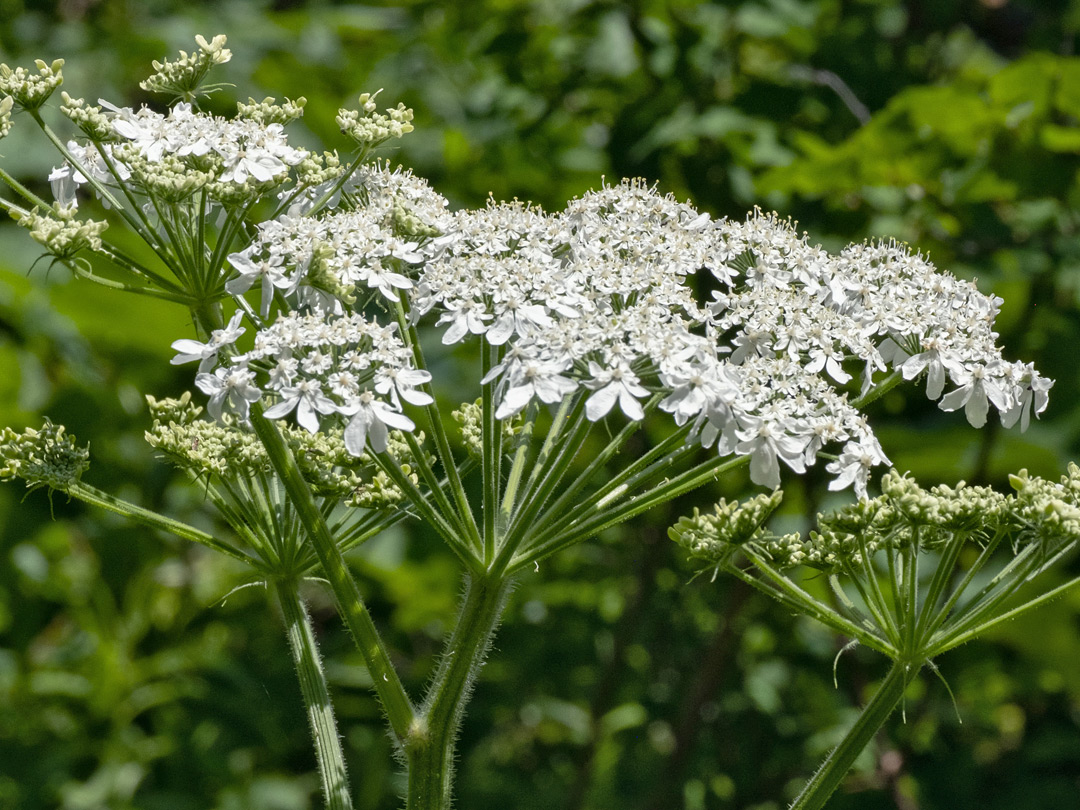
xmin=406 ymin=573 xmax=513 ymax=810
xmin=788 ymin=661 xmax=917 ymax=810
xmin=249 ymin=406 xmax=418 ymax=744
xmin=273 ymin=576 xmax=355 ymax=810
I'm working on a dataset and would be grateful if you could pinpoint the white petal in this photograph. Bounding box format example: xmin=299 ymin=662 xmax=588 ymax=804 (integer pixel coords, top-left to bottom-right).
xmin=585 ymin=385 xmax=618 ymax=421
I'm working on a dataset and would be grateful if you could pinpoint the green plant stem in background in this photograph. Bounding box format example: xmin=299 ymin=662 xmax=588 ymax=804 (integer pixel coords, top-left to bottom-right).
xmin=789 ymin=661 xmax=918 ymax=810
xmin=273 ymin=577 xmax=355 ymax=810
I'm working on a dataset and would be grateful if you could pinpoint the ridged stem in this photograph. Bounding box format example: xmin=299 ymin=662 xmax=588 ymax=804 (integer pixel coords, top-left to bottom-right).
xmin=250 ymin=408 xmax=417 ymax=743
xmin=406 ymin=573 xmax=513 ymax=810
xmin=273 ymin=577 xmax=354 ymax=810
xmin=789 ymin=661 xmax=917 ymax=810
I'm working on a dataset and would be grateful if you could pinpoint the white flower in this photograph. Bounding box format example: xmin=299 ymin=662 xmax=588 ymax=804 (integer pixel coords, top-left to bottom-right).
xmin=195 ymin=366 xmax=262 ymax=421
xmin=583 ymin=361 xmax=649 ymax=421
xmin=374 ymin=366 xmax=434 ymax=408
xmin=437 ymin=298 xmax=491 ymax=345
xmin=493 ymin=356 xmax=579 ymax=420
xmin=170 ymin=311 xmax=245 ymax=372
xmin=826 ymin=434 xmax=890 ymax=499
xmin=897 ymin=337 xmax=962 ymax=400
xmin=938 ymin=362 xmax=1011 ymax=428
xmin=735 ymin=414 xmax=810 ymax=490
xmin=360 ymin=257 xmax=414 ymax=302
xmin=999 ymin=362 xmax=1052 ymax=431
xmin=263 ymin=379 xmax=337 ymax=433
xmin=225 ymin=252 xmax=291 ymax=317
xmin=341 ymin=391 xmax=416 ymax=454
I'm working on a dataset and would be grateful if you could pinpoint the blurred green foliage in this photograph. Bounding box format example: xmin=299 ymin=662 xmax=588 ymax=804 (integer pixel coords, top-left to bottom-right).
xmin=1 ymin=1 xmax=1079 ymax=808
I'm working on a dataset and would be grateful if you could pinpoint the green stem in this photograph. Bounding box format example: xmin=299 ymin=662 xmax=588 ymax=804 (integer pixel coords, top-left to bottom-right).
xmin=393 ymin=299 xmax=482 ymax=551
xmin=67 ymin=481 xmax=257 ymax=567
xmin=789 ymin=660 xmax=917 ymax=810
xmin=250 ymin=408 xmax=417 ymax=744
xmin=273 ymin=577 xmax=355 ymax=810
xmin=61 ymin=258 xmax=195 ymax=304
xmin=512 ymin=453 xmax=749 ymax=571
xmin=481 ymin=338 xmax=501 ymax=565
xmin=737 ymin=552 xmax=894 ymax=658
xmin=406 ymin=573 xmax=513 ymax=810
xmin=926 ymin=571 xmax=1080 ymax=657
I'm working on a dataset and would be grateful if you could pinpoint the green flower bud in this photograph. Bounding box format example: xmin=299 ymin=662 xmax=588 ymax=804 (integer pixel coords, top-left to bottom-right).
xmin=337 ymin=90 xmax=415 ymax=147
xmin=0 ymin=420 xmax=89 ymax=492
xmin=139 ymin=34 xmax=231 ymax=102
xmin=0 ymin=59 xmax=64 ymax=111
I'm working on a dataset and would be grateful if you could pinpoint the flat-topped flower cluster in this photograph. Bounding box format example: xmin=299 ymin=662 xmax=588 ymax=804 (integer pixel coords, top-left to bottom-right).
xmin=1 ymin=36 xmax=1050 ymax=500
xmin=177 ymin=172 xmax=1048 ymax=497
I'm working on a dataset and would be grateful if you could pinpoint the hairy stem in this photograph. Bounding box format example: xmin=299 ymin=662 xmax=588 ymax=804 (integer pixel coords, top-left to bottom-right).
xmin=789 ymin=660 xmax=916 ymax=810
xmin=250 ymin=408 xmax=417 ymax=743
xmin=273 ymin=577 xmax=355 ymax=810
xmin=406 ymin=573 xmax=513 ymax=810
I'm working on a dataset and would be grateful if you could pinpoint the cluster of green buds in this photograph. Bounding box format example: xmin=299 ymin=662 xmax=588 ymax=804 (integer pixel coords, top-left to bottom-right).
xmin=0 ymin=95 xmax=13 ymax=139
xmin=59 ymin=92 xmax=114 ymax=140
xmin=14 ymin=203 xmax=108 ymax=258
xmin=336 ymin=90 xmax=415 ymax=147
xmin=0 ymin=420 xmax=89 ymax=493
xmin=294 ymin=150 xmax=344 ymax=190
xmin=139 ymin=33 xmax=232 ymax=101
xmin=669 ymin=490 xmax=784 ymax=565
xmin=146 ymin=393 xmax=414 ymax=509
xmin=672 ymin=468 xmax=1080 ymax=665
xmin=236 ymin=95 xmax=307 ymax=126
xmin=0 ymin=58 xmax=64 ymax=111
xmin=452 ymin=399 xmax=524 ymax=459
xmin=116 ymin=147 xmax=214 ymax=204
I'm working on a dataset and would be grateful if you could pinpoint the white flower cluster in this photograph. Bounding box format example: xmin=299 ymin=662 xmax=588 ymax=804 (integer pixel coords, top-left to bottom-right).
xmin=49 ymin=97 xmax=311 ymax=211
xmin=416 ymin=187 xmax=1050 ymax=494
xmin=178 ymin=310 xmax=432 ymax=456
xmin=225 ymin=163 xmax=451 ymax=315
xmin=189 ymin=174 xmax=1049 ymax=498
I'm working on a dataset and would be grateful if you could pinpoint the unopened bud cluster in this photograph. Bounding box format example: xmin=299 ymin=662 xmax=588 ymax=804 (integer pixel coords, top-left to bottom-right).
xmin=669 ymin=490 xmax=784 ymax=563
xmin=0 ymin=58 xmax=63 ymax=110
xmin=145 ymin=393 xmax=413 ymax=508
xmin=139 ymin=34 xmax=232 ymax=100
xmin=451 ymin=400 xmax=523 ymax=459
xmin=15 ymin=204 xmax=108 ymax=257
xmin=59 ymin=93 xmax=113 ymax=140
xmin=0 ymin=96 xmax=13 ymax=139
xmin=675 ymin=467 xmax=1080 ymax=575
xmin=0 ymin=420 xmax=89 ymax=492
xmin=337 ymin=90 xmax=415 ymax=147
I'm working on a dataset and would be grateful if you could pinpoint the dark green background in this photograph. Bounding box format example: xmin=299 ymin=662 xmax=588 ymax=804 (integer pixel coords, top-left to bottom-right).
xmin=1 ymin=1 xmax=1079 ymax=808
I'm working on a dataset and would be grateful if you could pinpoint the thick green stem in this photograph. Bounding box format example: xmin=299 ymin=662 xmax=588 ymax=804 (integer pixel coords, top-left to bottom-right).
xmin=789 ymin=661 xmax=917 ymax=810
xmin=406 ymin=573 xmax=513 ymax=810
xmin=250 ymin=408 xmax=417 ymax=743
xmin=273 ymin=577 xmax=355 ymax=810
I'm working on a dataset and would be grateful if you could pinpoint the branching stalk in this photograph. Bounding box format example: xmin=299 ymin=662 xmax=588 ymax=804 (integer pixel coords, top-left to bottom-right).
xmin=250 ymin=407 xmax=417 ymax=744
